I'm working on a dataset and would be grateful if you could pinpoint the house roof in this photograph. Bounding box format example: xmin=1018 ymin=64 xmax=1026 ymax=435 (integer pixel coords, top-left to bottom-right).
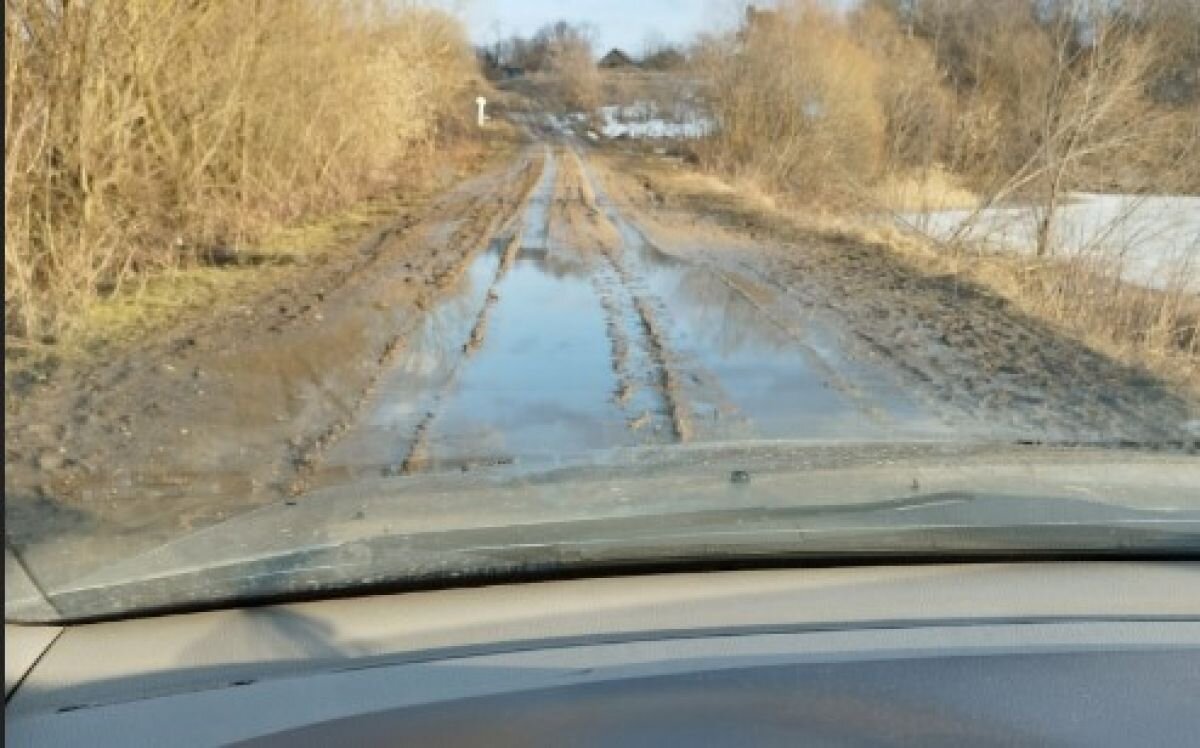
xmin=598 ymin=48 xmax=637 ymax=69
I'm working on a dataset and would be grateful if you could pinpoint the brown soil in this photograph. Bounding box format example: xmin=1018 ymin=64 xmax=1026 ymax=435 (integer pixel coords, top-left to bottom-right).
xmin=5 ymin=139 xmax=541 ymax=574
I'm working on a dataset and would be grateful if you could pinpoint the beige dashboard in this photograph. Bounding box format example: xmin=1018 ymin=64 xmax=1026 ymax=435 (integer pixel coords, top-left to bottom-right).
xmin=7 ymin=562 xmax=1200 ymax=746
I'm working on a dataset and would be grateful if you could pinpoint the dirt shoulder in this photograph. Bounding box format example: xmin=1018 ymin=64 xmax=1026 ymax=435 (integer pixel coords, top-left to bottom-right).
xmin=5 ymin=133 xmax=542 ymax=573
xmin=585 ymin=148 xmax=1200 ymax=442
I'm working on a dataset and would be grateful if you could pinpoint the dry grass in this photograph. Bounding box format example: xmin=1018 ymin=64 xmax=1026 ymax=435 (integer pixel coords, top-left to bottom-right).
xmin=34 ymin=133 xmax=518 ymax=366
xmin=696 ymin=0 xmax=884 ymax=203
xmin=873 ymin=167 xmax=979 ymax=212
xmin=5 ymin=0 xmax=481 ymax=341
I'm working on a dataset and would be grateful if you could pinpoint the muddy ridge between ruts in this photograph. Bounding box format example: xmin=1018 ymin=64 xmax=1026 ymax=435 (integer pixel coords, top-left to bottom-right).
xmin=551 ymin=147 xmax=695 ymax=442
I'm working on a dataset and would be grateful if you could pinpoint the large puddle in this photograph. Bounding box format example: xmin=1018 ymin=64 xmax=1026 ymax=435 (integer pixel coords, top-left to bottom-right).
xmin=632 ymin=249 xmax=950 ymax=440
xmin=584 ymin=158 xmax=954 ymax=443
xmin=324 ymin=149 xmax=956 ymax=481
xmin=424 ymin=250 xmax=635 ymax=469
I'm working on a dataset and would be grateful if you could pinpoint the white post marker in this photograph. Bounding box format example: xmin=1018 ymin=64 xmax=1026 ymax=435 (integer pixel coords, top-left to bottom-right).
xmin=476 ymin=96 xmax=488 ymax=127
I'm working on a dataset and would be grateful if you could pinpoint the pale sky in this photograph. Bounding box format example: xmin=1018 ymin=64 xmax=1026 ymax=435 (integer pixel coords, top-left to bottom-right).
xmin=438 ymin=0 xmax=746 ymax=57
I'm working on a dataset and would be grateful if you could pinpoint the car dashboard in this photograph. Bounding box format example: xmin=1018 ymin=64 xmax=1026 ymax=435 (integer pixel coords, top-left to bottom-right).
xmin=6 ymin=562 xmax=1200 ymax=746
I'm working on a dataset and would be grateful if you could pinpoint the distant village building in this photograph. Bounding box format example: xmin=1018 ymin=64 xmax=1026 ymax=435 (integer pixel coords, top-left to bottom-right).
xmin=598 ymin=48 xmax=638 ymax=70
xmin=476 ymin=47 xmax=525 ymax=81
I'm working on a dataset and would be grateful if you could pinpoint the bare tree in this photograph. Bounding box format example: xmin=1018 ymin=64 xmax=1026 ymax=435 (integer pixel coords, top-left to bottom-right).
xmin=701 ymin=0 xmax=886 ymax=201
xmin=546 ymin=31 xmax=600 ymax=110
xmin=1015 ymin=12 xmax=1163 ymax=256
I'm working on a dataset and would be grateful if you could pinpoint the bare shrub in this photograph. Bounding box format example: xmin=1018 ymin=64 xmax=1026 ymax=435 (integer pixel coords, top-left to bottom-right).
xmin=701 ymin=1 xmax=885 ymax=202
xmin=687 ymin=0 xmax=1197 ymax=379
xmin=4 ymin=1 xmax=479 ymax=339
xmin=936 ymin=12 xmax=1171 ymax=257
xmin=851 ymin=3 xmax=954 ymax=172
xmin=547 ymin=36 xmax=601 ymax=111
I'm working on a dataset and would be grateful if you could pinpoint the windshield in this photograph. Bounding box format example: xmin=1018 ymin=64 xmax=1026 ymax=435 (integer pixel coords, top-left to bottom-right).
xmin=5 ymin=0 xmax=1199 ymax=623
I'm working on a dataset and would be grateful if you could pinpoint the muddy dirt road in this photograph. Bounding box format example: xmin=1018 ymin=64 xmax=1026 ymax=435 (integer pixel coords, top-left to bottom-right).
xmin=6 ymin=130 xmax=1199 ymax=587
xmin=308 ymin=143 xmax=967 ymax=490
xmin=316 ymin=141 xmax=1199 ymax=486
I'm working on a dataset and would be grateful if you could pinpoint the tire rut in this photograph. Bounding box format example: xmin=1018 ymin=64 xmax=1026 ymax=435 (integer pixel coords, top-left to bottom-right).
xmin=393 ymin=230 xmax=525 ymax=476
xmin=385 ymin=147 xmax=562 ymax=476
xmin=290 ymin=151 xmax=545 ymax=492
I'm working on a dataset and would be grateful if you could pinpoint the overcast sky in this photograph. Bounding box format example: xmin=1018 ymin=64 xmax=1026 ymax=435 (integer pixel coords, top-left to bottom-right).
xmin=439 ymin=0 xmax=745 ymax=57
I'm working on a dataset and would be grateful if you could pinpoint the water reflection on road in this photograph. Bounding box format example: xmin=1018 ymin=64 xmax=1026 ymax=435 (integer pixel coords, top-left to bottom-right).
xmin=321 ymin=148 xmax=954 ymax=483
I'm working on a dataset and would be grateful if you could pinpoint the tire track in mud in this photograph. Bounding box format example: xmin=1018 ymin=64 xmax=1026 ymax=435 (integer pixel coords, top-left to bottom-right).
xmin=545 ymin=148 xmax=674 ymax=440
xmin=699 ymin=262 xmax=892 ymax=427
xmin=631 ymin=294 xmax=695 ymax=441
xmin=394 ymin=229 xmax=525 ymax=476
xmin=391 ymin=145 xmax=560 ymax=476
xmin=555 ymin=148 xmax=696 ymax=442
xmin=659 ymin=223 xmax=1073 ymax=437
xmin=567 ymin=148 xmax=773 ymax=442
xmin=718 ymin=251 xmax=1015 ymax=435
xmin=578 ymin=151 xmax=931 ymax=434
xmin=399 ymin=145 xmax=693 ymax=471
xmin=606 ymin=243 xmax=746 ymax=441
xmin=288 ymin=151 xmax=545 ymax=494
xmin=590 ymin=252 xmax=689 ymax=441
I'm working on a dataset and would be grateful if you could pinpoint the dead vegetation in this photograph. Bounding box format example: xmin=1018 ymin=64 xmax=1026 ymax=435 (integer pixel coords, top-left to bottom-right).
xmin=595 ymin=150 xmax=1199 ymax=395
xmin=5 ymin=1 xmax=482 ymax=342
xmin=545 ymin=33 xmax=602 ymax=111
xmin=695 ymin=0 xmax=1198 ymax=206
xmin=869 ymin=225 xmax=1200 ymax=392
xmin=549 ymin=147 xmax=622 ymax=252
xmin=682 ymin=0 xmax=1198 ymax=386
xmin=484 ymin=21 xmax=601 ymax=111
xmin=695 ymin=1 xmax=885 ymax=204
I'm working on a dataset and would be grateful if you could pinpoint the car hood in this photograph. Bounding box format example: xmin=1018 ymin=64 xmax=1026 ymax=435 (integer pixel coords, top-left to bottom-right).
xmin=7 ymin=440 xmax=1200 ymax=623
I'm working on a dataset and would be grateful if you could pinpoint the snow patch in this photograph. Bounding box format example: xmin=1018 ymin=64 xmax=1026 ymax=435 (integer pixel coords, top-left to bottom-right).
xmin=596 ymin=101 xmax=714 ymax=140
xmin=904 ymin=193 xmax=1199 ymax=291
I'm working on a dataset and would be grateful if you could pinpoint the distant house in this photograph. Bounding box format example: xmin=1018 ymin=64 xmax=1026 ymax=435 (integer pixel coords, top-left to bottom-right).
xmin=598 ymin=48 xmax=637 ymax=70
xmin=475 ymin=46 xmax=526 ymax=81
